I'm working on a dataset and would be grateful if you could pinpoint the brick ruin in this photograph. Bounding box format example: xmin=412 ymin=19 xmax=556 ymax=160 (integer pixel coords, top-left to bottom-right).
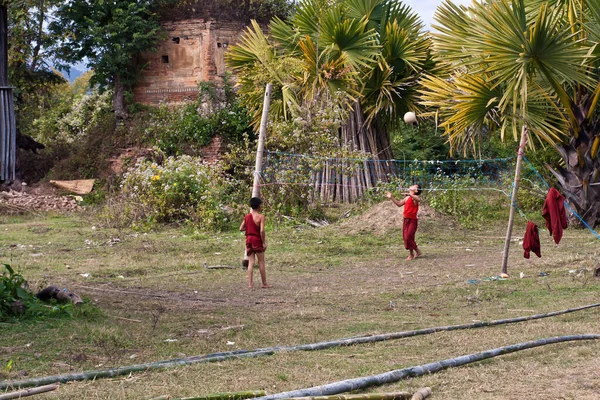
xmin=133 ymin=19 xmax=248 ymax=105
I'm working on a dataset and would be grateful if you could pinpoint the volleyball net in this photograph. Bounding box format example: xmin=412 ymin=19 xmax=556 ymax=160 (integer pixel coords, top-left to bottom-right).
xmin=258 ymin=150 xmax=599 ymax=238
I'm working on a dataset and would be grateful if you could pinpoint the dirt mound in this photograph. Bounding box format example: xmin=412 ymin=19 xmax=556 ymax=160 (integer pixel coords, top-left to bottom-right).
xmin=338 ymin=201 xmax=448 ymax=235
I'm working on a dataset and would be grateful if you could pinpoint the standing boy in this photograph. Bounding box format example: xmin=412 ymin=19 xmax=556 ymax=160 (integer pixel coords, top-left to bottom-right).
xmin=386 ymin=184 xmax=423 ymax=260
xmin=240 ymin=197 xmax=271 ymax=288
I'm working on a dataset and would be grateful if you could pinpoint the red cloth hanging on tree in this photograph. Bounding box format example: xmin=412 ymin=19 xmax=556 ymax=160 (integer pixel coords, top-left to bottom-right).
xmin=542 ymin=187 xmax=568 ymax=245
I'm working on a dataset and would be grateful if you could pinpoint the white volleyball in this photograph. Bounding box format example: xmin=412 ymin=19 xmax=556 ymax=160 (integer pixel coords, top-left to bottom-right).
xmin=403 ymin=111 xmax=416 ymax=125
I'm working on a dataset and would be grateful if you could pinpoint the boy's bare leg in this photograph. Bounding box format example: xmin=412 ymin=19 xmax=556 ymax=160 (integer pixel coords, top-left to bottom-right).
xmin=247 ymin=253 xmax=255 ymax=288
xmin=414 ymin=247 xmax=422 ymax=258
xmin=257 ymin=252 xmax=271 ymax=288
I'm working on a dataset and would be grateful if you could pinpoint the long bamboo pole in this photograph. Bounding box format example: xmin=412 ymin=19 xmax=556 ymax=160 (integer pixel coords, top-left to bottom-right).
xmin=409 ymin=387 xmax=432 ymax=400
xmin=243 ymin=83 xmax=272 ymax=265
xmin=252 ymin=83 xmax=272 ymax=198
xmin=0 ymin=383 xmax=59 ymax=399
xmin=284 ymin=391 xmax=418 ymax=400
xmin=1 ymin=303 xmax=598 ymax=390
xmin=149 ymin=389 xmax=265 ymax=400
xmin=255 ymin=335 xmax=600 ymax=399
xmin=501 ymin=125 xmax=528 ymax=275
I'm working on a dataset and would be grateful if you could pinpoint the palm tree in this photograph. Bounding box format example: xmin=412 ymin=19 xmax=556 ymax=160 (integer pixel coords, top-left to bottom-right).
xmin=419 ymin=0 xmax=600 ymax=228
xmin=226 ymin=0 xmax=433 ymax=201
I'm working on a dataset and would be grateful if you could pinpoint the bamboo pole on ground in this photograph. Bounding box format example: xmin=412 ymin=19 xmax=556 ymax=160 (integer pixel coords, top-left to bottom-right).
xmin=149 ymin=390 xmax=265 ymax=400
xmin=409 ymin=387 xmax=432 ymax=400
xmin=0 ymin=383 xmax=59 ymax=399
xmin=284 ymin=391 xmax=421 ymax=400
xmin=2 ymin=303 xmax=599 ymax=390
xmin=255 ymin=335 xmax=600 ymax=399
xmin=501 ymin=125 xmax=528 ymax=275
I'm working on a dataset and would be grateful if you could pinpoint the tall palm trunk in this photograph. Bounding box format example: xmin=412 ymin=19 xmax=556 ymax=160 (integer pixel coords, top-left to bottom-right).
xmin=316 ymin=101 xmax=395 ymax=202
xmin=548 ymin=95 xmax=600 ymax=228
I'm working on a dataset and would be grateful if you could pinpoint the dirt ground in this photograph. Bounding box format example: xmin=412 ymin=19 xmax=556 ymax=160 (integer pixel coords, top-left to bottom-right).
xmin=1 ymin=202 xmax=599 ymax=400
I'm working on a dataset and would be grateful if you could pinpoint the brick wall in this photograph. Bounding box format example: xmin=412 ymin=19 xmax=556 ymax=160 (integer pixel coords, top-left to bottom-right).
xmin=133 ymin=19 xmax=247 ymax=105
xmin=200 ymin=135 xmax=228 ymax=164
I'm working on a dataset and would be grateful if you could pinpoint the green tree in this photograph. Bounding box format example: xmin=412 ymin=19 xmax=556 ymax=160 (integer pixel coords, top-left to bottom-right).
xmin=226 ymin=0 xmax=433 ymax=187
xmin=420 ymin=0 xmax=600 ymax=228
xmin=165 ymin=0 xmax=296 ymax=22
xmin=51 ymin=0 xmax=164 ymax=120
xmin=7 ymin=0 xmax=66 ymax=135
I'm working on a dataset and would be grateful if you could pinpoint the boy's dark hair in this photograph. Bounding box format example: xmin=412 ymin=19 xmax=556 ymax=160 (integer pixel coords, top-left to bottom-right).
xmin=415 ymin=184 xmax=422 ymax=196
xmin=250 ymin=197 xmax=262 ymax=209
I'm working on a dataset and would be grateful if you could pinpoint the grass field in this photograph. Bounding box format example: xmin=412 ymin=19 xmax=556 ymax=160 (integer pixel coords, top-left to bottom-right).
xmin=1 ymin=202 xmax=599 ymax=399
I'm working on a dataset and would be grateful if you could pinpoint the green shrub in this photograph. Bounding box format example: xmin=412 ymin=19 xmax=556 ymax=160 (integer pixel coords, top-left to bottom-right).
xmin=0 ymin=264 xmax=86 ymax=321
xmin=105 ymin=154 xmax=243 ymax=230
xmin=145 ymin=77 xmax=253 ymax=156
xmin=427 ymin=172 xmax=509 ymax=228
xmin=0 ymin=264 xmax=34 ymax=318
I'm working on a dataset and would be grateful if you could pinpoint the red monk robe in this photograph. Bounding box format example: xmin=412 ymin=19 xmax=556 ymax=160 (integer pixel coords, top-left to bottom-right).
xmin=244 ymin=213 xmax=265 ymax=255
xmin=523 ymin=221 xmax=541 ymax=259
xmin=403 ymin=196 xmax=419 ymax=250
xmin=542 ymin=187 xmax=567 ymax=245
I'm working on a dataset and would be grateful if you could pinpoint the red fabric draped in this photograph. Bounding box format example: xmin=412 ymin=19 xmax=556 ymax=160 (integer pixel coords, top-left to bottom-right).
xmin=542 ymin=187 xmax=567 ymax=245
xmin=523 ymin=221 xmax=541 ymax=259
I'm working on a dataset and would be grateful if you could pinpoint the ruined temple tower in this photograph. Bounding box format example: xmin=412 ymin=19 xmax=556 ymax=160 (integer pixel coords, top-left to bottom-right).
xmin=133 ymin=16 xmax=247 ymax=105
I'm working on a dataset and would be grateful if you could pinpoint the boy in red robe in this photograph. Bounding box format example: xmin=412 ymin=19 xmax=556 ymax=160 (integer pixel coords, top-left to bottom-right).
xmin=240 ymin=197 xmax=271 ymax=288
xmin=386 ymin=184 xmax=423 ymax=260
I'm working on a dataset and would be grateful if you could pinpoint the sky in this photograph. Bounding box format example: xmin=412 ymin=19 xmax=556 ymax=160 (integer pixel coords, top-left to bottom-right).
xmin=402 ymin=0 xmax=472 ymax=28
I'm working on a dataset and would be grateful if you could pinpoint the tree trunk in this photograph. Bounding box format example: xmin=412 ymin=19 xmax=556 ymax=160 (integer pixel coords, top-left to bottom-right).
xmin=547 ymin=101 xmax=600 ymax=229
xmin=113 ymin=75 xmax=127 ymax=121
xmin=336 ymin=102 xmax=395 ymax=198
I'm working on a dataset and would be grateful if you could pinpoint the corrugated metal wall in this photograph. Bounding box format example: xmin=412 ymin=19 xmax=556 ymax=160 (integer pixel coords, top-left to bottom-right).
xmin=0 ymin=5 xmax=15 ymax=183
xmin=0 ymin=86 xmax=15 ymax=181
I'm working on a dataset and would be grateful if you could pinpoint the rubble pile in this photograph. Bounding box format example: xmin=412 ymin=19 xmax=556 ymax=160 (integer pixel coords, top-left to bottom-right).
xmin=0 ymin=189 xmax=81 ymax=213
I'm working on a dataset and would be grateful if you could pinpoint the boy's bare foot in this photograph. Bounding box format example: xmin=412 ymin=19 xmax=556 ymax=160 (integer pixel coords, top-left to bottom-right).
xmin=415 ymin=250 xmax=423 ymax=258
xmin=248 ymin=284 xmax=253 ymax=289
xmin=405 ymin=255 xmax=414 ymax=261
xmin=261 ymin=284 xmax=272 ymax=288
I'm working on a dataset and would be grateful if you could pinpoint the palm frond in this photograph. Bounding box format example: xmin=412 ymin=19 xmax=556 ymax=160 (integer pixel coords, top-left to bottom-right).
xmin=320 ymin=12 xmax=380 ymax=70
xmin=225 ymin=20 xmax=275 ymax=71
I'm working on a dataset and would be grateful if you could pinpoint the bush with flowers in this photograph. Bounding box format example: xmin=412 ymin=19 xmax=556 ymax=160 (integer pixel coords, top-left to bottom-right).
xmin=106 ymin=154 xmax=243 ymax=230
